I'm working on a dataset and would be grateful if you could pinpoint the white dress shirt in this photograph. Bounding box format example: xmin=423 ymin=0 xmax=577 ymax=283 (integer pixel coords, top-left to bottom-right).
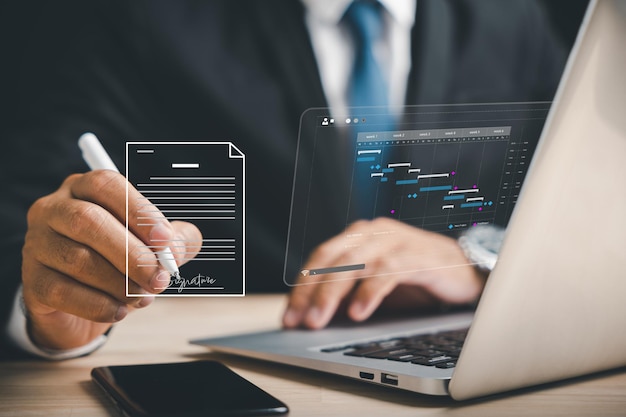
xmin=301 ymin=0 xmax=417 ymax=116
xmin=6 ymin=285 xmax=108 ymax=359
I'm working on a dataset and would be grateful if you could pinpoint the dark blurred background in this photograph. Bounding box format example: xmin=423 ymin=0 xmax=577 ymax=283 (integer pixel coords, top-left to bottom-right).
xmin=0 ymin=0 xmax=589 ymax=152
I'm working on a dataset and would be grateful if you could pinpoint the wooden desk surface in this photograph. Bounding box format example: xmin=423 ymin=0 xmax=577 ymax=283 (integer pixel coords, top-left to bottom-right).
xmin=1 ymin=295 xmax=625 ymax=417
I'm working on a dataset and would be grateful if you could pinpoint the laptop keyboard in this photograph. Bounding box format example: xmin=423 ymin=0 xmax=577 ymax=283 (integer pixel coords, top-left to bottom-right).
xmin=321 ymin=328 xmax=468 ymax=369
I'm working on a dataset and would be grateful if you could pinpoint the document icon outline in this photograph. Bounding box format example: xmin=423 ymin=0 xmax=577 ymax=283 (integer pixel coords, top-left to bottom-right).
xmin=126 ymin=141 xmax=245 ymax=297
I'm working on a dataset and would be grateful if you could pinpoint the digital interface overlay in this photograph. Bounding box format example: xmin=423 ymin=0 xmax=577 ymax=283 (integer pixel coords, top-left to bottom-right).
xmin=126 ymin=142 xmax=245 ymax=296
xmin=284 ymin=103 xmax=551 ymax=286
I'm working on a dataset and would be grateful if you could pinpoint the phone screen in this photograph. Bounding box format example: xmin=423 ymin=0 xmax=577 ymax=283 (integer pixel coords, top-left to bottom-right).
xmin=91 ymin=360 xmax=288 ymax=417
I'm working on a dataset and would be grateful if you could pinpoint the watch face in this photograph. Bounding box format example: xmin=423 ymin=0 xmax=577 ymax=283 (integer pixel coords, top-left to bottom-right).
xmin=459 ymin=225 xmax=504 ymax=270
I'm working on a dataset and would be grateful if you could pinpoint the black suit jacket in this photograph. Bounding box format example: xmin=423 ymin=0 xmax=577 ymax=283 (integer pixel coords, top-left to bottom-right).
xmin=1 ymin=0 xmax=569 ymax=355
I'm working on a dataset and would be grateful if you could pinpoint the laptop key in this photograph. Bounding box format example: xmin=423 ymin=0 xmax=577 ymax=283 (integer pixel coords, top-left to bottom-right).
xmin=435 ymin=361 xmax=458 ymax=369
xmin=411 ymin=355 xmax=455 ymax=366
xmin=364 ymin=348 xmax=414 ymax=359
xmin=387 ymin=353 xmax=427 ymax=362
xmin=437 ymin=346 xmax=462 ymax=356
xmin=410 ymin=349 xmax=445 ymax=357
xmin=343 ymin=339 xmax=405 ymax=356
xmin=344 ymin=345 xmax=391 ymax=357
xmin=320 ymin=345 xmax=350 ymax=353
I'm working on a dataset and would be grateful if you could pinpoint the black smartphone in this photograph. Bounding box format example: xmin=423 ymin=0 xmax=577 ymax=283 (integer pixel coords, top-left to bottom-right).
xmin=91 ymin=360 xmax=288 ymax=417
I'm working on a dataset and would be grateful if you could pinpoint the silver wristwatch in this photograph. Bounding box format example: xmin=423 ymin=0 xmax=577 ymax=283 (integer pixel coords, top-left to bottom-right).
xmin=457 ymin=225 xmax=505 ymax=272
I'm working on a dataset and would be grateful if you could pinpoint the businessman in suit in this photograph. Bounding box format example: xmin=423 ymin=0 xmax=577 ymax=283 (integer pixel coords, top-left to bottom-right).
xmin=1 ymin=0 xmax=576 ymax=357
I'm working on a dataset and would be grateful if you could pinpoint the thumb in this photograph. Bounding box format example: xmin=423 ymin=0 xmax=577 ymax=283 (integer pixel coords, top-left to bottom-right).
xmin=168 ymin=221 xmax=203 ymax=267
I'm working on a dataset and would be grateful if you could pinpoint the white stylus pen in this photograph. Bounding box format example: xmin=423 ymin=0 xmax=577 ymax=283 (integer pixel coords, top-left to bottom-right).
xmin=78 ymin=132 xmax=180 ymax=278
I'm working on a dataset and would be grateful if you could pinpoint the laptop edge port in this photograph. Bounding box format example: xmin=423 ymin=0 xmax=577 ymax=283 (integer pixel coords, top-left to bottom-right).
xmin=381 ymin=373 xmax=399 ymax=386
xmin=359 ymin=371 xmax=375 ymax=380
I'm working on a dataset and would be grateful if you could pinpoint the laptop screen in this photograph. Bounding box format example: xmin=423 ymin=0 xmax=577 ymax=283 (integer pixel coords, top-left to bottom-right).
xmin=284 ymin=103 xmax=550 ymax=286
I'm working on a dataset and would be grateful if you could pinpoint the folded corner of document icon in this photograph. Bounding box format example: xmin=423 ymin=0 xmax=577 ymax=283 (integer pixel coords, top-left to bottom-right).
xmin=125 ymin=141 xmax=245 ymax=296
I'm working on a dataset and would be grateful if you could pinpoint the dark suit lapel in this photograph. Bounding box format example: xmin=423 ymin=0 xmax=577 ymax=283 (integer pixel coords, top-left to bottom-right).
xmin=405 ymin=0 xmax=455 ymax=105
xmin=251 ymin=0 xmax=328 ymax=113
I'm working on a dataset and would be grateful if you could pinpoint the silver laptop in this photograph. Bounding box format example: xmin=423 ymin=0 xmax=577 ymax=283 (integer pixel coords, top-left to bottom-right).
xmin=192 ymin=0 xmax=626 ymax=400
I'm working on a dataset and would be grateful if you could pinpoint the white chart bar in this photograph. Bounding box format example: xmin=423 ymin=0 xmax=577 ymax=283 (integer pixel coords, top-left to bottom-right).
xmin=417 ymin=173 xmax=449 ymax=179
xmin=448 ymin=188 xmax=480 ymax=194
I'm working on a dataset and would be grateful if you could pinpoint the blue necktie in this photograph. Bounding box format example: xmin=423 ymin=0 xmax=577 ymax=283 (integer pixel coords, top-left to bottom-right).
xmin=344 ymin=0 xmax=390 ymax=111
xmin=344 ymin=1 xmax=393 ymax=220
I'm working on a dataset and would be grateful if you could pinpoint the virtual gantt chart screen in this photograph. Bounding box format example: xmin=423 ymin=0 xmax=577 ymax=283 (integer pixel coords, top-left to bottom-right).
xmin=284 ymin=103 xmax=551 ymax=285
xmin=353 ymin=125 xmax=514 ymax=233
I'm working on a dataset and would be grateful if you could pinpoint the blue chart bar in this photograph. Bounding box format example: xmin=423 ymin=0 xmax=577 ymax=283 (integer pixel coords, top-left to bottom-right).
xmin=420 ymin=185 xmax=453 ymax=192
xmin=461 ymin=202 xmax=484 ymax=208
xmin=381 ymin=177 xmax=388 ymax=182
xmin=357 ymin=157 xmax=376 ymax=162
xmin=444 ymin=195 xmax=465 ymax=201
xmin=396 ymin=179 xmax=419 ymax=185
xmin=382 ymin=168 xmax=395 ymax=173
